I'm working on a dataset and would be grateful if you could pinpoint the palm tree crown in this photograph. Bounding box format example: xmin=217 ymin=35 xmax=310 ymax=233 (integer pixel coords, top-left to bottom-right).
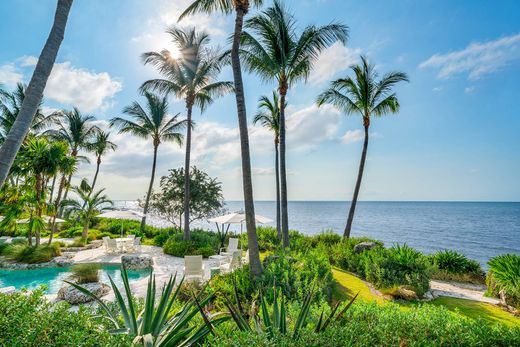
xmin=89 ymin=130 xmax=117 ymax=160
xmin=49 ymin=107 xmax=99 ymax=155
xmin=253 ymin=91 xmax=282 ymax=141
xmin=179 ymin=0 xmax=264 ymax=19
xmin=316 ymin=56 xmax=409 ymax=126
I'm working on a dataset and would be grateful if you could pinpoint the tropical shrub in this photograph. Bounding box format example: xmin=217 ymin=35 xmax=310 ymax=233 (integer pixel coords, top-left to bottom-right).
xmin=430 ymin=250 xmax=484 ymax=283
xmin=3 ymin=242 xmax=61 ymax=263
xmin=153 ymin=230 xmax=171 ymax=246
xmin=487 ymin=254 xmax=520 ymax=308
xmin=70 ymin=236 xmax=86 ymax=247
xmin=163 ymin=230 xmax=219 ymax=258
xmin=0 ymin=289 xmax=131 ymax=346
xmin=72 ymin=263 xmax=100 ymax=283
xmin=239 ymin=226 xmax=280 ymax=251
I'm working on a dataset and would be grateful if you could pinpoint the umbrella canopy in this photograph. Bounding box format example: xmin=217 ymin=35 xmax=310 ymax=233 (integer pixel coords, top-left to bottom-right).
xmin=97 ymin=210 xmax=145 ymax=220
xmin=16 ymin=216 xmax=66 ymax=224
xmin=208 ymin=212 xmax=273 ymax=225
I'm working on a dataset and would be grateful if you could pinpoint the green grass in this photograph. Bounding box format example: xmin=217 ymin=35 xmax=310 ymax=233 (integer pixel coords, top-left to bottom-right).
xmin=331 ymin=267 xmax=520 ymax=327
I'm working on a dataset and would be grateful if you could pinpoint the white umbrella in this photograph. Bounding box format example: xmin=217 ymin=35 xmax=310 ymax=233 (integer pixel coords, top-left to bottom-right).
xmin=208 ymin=212 xmax=273 ymax=234
xmin=16 ymin=216 xmax=66 ymax=224
xmin=97 ymin=210 xmax=145 ymax=238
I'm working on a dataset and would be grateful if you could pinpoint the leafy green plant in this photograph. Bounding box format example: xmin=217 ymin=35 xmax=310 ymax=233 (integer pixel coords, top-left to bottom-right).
xmin=487 ymin=254 xmax=520 ymax=308
xmin=70 ymin=236 xmax=86 ymax=247
xmin=66 ymin=266 xmax=228 ymax=346
xmin=163 ymin=230 xmax=218 ymax=258
xmin=3 ymin=242 xmax=61 ymax=263
xmin=72 ymin=263 xmax=100 ymax=283
xmin=430 ymin=250 xmax=484 ymax=283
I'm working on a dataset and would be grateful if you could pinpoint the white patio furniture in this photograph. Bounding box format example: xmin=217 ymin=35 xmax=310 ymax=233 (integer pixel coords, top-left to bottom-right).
xmin=220 ymin=250 xmax=242 ymax=273
xmin=134 ymin=237 xmax=142 ymax=252
xmin=106 ymin=238 xmax=118 ymax=254
xmin=209 ymin=254 xmax=229 ymax=268
xmin=220 ymin=238 xmax=240 ymax=257
xmin=124 ymin=239 xmax=135 ymax=253
xmin=102 ymin=236 xmax=110 ymax=251
xmin=127 ymin=234 xmax=136 ymax=240
xmin=184 ymin=255 xmax=204 ymax=282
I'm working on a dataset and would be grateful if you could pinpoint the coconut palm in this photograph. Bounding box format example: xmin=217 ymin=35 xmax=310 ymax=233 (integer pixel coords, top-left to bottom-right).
xmin=253 ymin=91 xmax=282 ymax=240
xmin=240 ymin=0 xmax=348 ymax=247
xmin=110 ymin=92 xmax=186 ymax=233
xmin=87 ymin=130 xmax=117 ymax=192
xmin=179 ymin=0 xmax=265 ymax=278
xmin=48 ymin=108 xmax=99 ymax=210
xmin=0 ymin=0 xmax=73 ymax=189
xmin=141 ymin=26 xmax=232 ymax=241
xmin=62 ymin=179 xmax=113 ymax=240
xmin=317 ymin=56 xmax=408 ymax=238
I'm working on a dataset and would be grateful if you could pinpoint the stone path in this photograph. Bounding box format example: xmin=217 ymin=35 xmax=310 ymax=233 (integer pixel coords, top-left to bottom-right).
xmin=429 ymin=280 xmax=500 ymax=304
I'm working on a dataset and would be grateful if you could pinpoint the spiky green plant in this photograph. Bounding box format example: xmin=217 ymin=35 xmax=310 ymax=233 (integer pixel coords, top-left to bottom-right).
xmin=487 ymin=254 xmax=520 ymax=307
xmin=66 ymin=266 xmax=228 ymax=346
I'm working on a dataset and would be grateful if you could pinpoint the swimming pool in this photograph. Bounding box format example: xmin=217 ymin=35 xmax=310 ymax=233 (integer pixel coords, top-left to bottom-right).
xmin=0 ymin=265 xmax=150 ymax=294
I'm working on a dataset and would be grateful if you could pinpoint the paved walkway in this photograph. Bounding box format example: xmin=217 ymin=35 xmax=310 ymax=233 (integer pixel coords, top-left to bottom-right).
xmin=430 ymin=280 xmax=500 ymax=304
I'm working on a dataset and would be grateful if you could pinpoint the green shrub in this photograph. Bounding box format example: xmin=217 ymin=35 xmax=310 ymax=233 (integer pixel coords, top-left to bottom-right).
xmin=430 ymin=250 xmax=484 ymax=283
xmin=72 ymin=263 xmax=100 ymax=283
xmin=162 ymin=230 xmax=218 ymax=258
xmin=3 ymin=242 xmax=61 ymax=264
xmin=70 ymin=236 xmax=87 ymax=247
xmin=487 ymin=254 xmax=520 ymax=308
xmin=153 ymin=230 xmax=171 ymax=246
xmin=311 ymin=230 xmax=342 ymax=247
xmin=0 ymin=289 xmax=131 ymax=346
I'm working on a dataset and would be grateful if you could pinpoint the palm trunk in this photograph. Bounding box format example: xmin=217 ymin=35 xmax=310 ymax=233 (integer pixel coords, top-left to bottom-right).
xmin=48 ymin=174 xmax=66 ymax=245
xmin=344 ymin=122 xmax=369 ymax=238
xmin=275 ymin=140 xmax=281 ymax=240
xmin=232 ymin=6 xmax=262 ymax=277
xmin=0 ymin=0 xmax=73 ymax=189
xmin=91 ymin=156 xmax=101 ymax=191
xmin=35 ymin=174 xmax=43 ymax=246
xmin=48 ymin=175 xmax=57 ymax=204
xmin=183 ymin=105 xmax=193 ymax=241
xmin=59 ymin=172 xmax=73 ymax=216
xmin=82 ymin=218 xmax=89 ymax=240
xmin=140 ymin=144 xmax=158 ymax=233
xmin=279 ymin=91 xmax=289 ymax=248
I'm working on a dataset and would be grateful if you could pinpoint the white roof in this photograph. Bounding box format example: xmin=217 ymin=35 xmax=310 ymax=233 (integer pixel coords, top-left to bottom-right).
xmin=208 ymin=212 xmax=273 ymax=224
xmin=96 ymin=210 xmax=145 ymax=220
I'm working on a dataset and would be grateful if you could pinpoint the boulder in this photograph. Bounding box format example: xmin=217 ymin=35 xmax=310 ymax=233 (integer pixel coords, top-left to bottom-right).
xmin=121 ymin=254 xmax=153 ymax=270
xmin=353 ymin=242 xmax=378 ymax=253
xmin=58 ymin=282 xmax=110 ymax=304
xmin=51 ymin=254 xmax=75 ymax=267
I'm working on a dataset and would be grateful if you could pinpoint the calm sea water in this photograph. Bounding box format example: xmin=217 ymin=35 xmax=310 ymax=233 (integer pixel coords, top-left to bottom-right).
xmin=115 ymin=201 xmax=520 ymax=268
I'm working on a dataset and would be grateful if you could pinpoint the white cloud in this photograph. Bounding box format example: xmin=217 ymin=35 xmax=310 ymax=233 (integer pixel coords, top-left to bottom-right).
xmin=464 ymin=86 xmax=476 ymax=94
xmin=309 ymin=42 xmax=361 ymax=85
xmin=419 ymin=33 xmax=520 ymax=80
xmin=341 ymin=129 xmax=363 ymax=144
xmin=19 ymin=55 xmax=38 ymax=67
xmin=0 ymin=63 xmax=23 ymax=87
xmin=432 ymin=86 xmax=443 ymax=92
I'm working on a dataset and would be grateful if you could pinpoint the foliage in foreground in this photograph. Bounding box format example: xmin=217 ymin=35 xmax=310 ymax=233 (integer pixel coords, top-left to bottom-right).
xmin=487 ymin=254 xmax=520 ymax=308
xmin=67 ymin=266 xmax=228 ymax=346
xmin=0 ymin=289 xmax=131 ymax=347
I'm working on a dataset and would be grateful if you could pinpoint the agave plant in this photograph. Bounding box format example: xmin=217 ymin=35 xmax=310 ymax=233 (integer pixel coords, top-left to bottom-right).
xmin=66 ymin=266 xmax=228 ymax=346
xmin=224 ymin=277 xmax=358 ymax=340
xmin=487 ymin=254 xmax=520 ymax=299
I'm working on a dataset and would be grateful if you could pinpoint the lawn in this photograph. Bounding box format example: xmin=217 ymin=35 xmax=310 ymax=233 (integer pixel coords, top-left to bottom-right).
xmin=331 ymin=267 xmax=520 ymax=327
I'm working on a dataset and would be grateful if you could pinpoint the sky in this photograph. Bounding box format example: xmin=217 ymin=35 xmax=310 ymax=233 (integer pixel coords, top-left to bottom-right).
xmin=0 ymin=0 xmax=519 ymax=202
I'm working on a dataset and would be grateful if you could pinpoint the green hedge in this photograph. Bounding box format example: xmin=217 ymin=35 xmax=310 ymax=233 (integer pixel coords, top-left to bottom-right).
xmin=163 ymin=230 xmax=219 ymax=258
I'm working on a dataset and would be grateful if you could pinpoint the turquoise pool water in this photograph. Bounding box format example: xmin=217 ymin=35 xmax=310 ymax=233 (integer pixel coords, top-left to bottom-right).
xmin=0 ymin=265 xmax=150 ymax=294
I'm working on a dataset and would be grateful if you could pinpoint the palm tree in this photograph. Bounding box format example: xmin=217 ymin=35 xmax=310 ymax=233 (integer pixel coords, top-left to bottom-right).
xmin=48 ymin=108 xmax=99 ymax=209
xmin=87 ymin=130 xmax=117 ymax=192
xmin=240 ymin=0 xmax=348 ymax=247
xmin=62 ymin=179 xmax=113 ymax=240
xmin=141 ymin=26 xmax=232 ymax=241
xmin=253 ymin=91 xmax=282 ymax=240
xmin=0 ymin=0 xmax=73 ymax=189
xmin=317 ymin=56 xmax=408 ymax=238
xmin=110 ymin=92 xmax=186 ymax=233
xmin=179 ymin=0 xmax=265 ymax=278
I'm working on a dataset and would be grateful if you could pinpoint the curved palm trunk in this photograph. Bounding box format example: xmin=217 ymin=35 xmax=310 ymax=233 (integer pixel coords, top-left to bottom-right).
xmin=91 ymin=156 xmax=101 ymax=191
xmin=59 ymin=172 xmax=73 ymax=216
xmin=274 ymin=140 xmax=281 ymax=240
xmin=279 ymin=92 xmax=289 ymax=248
xmin=82 ymin=218 xmax=89 ymax=240
xmin=232 ymin=6 xmax=262 ymax=277
xmin=0 ymin=0 xmax=73 ymax=189
xmin=140 ymin=144 xmax=158 ymax=233
xmin=344 ymin=122 xmax=369 ymax=238
xmin=35 ymin=174 xmax=43 ymax=246
xmin=48 ymin=175 xmax=57 ymax=204
xmin=183 ymin=105 xmax=193 ymax=241
xmin=48 ymin=174 xmax=66 ymax=245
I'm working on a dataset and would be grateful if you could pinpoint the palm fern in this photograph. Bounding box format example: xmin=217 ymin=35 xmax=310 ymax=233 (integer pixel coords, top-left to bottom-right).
xmin=241 ymin=0 xmax=348 ymax=247
xmin=141 ymin=26 xmax=232 ymax=241
xmin=317 ymin=56 xmax=408 ymax=238
xmin=110 ymin=92 xmax=186 ymax=233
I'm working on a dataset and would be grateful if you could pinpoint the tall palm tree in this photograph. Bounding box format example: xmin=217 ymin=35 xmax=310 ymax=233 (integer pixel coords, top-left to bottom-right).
xmin=240 ymin=0 xmax=348 ymax=247
xmin=179 ymin=0 xmax=265 ymax=278
xmin=317 ymin=56 xmax=408 ymax=238
xmin=87 ymin=130 xmax=117 ymax=192
xmin=141 ymin=26 xmax=232 ymax=241
xmin=48 ymin=108 xmax=99 ymax=211
xmin=0 ymin=0 xmax=73 ymax=189
xmin=253 ymin=91 xmax=282 ymax=240
xmin=62 ymin=179 xmax=113 ymax=240
xmin=110 ymin=92 xmax=186 ymax=233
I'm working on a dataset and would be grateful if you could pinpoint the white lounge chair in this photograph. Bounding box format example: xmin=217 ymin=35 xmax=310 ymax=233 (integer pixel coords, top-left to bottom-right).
xmin=102 ymin=236 xmax=110 ymax=251
xmin=134 ymin=237 xmax=141 ymax=252
xmin=106 ymin=238 xmax=118 ymax=254
xmin=242 ymin=249 xmax=249 ymax=265
xmin=124 ymin=239 xmax=135 ymax=253
xmin=127 ymin=234 xmax=135 ymax=240
xmin=220 ymin=250 xmax=242 ymax=273
xmin=184 ymin=255 xmax=204 ymax=282
xmin=220 ymin=238 xmax=240 ymax=257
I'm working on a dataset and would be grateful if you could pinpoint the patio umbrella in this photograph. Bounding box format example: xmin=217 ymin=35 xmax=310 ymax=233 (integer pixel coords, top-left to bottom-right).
xmin=97 ymin=210 xmax=145 ymax=237
xmin=208 ymin=212 xmax=273 ymax=234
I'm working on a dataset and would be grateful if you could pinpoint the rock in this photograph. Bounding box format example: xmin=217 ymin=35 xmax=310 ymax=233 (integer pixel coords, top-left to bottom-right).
xmin=121 ymin=254 xmax=153 ymax=270
xmin=394 ymin=287 xmax=419 ymax=300
xmin=51 ymin=255 xmax=75 ymax=267
xmin=58 ymin=282 xmax=110 ymax=304
xmin=353 ymin=242 xmax=378 ymax=253
xmin=422 ymin=290 xmax=435 ymax=301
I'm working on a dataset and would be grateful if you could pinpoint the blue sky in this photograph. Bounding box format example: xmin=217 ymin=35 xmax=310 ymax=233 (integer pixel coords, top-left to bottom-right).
xmin=1 ymin=0 xmax=519 ymax=201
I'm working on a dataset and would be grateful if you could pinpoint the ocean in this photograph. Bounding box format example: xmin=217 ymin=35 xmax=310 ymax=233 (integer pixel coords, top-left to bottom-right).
xmin=114 ymin=200 xmax=520 ymax=268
